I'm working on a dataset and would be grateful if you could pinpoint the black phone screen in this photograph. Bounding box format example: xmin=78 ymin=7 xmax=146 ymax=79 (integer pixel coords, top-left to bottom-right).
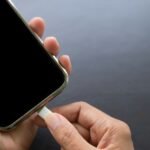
xmin=0 ymin=1 xmax=65 ymax=127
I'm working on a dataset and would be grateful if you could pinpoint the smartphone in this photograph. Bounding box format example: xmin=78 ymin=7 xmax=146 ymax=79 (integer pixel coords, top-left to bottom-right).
xmin=0 ymin=0 xmax=68 ymax=131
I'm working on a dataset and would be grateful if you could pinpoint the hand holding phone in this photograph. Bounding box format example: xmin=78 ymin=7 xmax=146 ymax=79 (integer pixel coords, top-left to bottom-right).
xmin=0 ymin=17 xmax=71 ymax=150
xmin=0 ymin=0 xmax=70 ymax=131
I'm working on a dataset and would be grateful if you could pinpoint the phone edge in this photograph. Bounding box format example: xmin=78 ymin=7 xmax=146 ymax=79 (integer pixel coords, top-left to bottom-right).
xmin=0 ymin=0 xmax=69 ymax=131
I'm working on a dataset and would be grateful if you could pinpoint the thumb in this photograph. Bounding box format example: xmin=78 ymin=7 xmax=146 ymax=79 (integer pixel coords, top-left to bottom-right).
xmin=39 ymin=107 xmax=94 ymax=150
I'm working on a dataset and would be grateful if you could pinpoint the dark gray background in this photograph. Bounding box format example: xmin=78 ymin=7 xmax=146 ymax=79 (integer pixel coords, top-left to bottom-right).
xmin=13 ymin=0 xmax=150 ymax=150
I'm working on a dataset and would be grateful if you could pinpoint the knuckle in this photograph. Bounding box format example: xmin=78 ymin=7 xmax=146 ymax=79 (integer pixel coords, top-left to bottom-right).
xmin=76 ymin=101 xmax=88 ymax=106
xmin=117 ymin=120 xmax=132 ymax=137
xmin=73 ymin=101 xmax=89 ymax=111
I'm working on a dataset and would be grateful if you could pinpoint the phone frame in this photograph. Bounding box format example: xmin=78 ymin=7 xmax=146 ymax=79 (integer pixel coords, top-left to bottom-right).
xmin=0 ymin=0 xmax=68 ymax=131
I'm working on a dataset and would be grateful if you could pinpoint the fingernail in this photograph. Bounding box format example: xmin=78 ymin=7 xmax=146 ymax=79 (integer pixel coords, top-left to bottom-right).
xmin=38 ymin=107 xmax=62 ymax=130
xmin=45 ymin=113 xmax=62 ymax=130
xmin=38 ymin=107 xmax=52 ymax=119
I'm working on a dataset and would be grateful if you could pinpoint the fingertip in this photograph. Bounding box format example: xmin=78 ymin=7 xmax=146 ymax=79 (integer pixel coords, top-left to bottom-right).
xmin=59 ymin=55 xmax=72 ymax=75
xmin=38 ymin=106 xmax=53 ymax=119
xmin=44 ymin=36 xmax=60 ymax=56
xmin=29 ymin=17 xmax=45 ymax=37
xmin=33 ymin=115 xmax=46 ymax=128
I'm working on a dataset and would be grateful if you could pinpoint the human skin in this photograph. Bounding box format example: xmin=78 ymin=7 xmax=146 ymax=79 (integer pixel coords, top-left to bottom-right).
xmin=42 ymin=102 xmax=134 ymax=150
xmin=0 ymin=17 xmax=72 ymax=150
xmin=0 ymin=17 xmax=134 ymax=150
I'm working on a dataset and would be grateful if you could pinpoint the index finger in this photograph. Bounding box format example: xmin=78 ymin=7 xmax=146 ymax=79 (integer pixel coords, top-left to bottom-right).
xmin=52 ymin=102 xmax=111 ymax=129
